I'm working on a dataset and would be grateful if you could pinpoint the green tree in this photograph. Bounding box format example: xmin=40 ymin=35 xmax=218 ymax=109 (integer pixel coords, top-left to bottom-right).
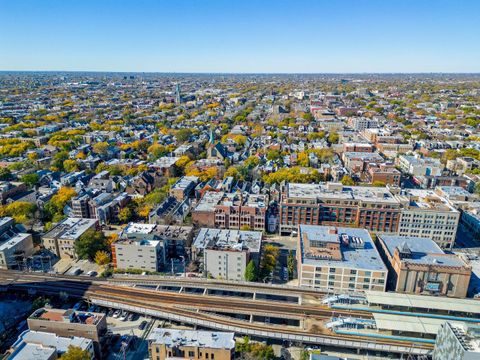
xmin=244 ymin=260 xmax=257 ymax=282
xmin=32 ymin=296 xmax=48 ymax=311
xmin=20 ymin=173 xmax=39 ymax=188
xmin=118 ymin=207 xmax=132 ymax=223
xmin=260 ymin=244 xmax=279 ymax=280
xmin=287 ymin=250 xmax=295 ymax=280
xmin=0 ymin=167 xmax=12 ymax=181
xmin=340 ymin=175 xmax=355 ymax=186
xmin=92 ymin=141 xmax=109 ymax=155
xmin=327 ymin=131 xmax=339 ymax=144
xmin=51 ymin=151 xmax=69 ymax=171
xmin=475 ymin=182 xmax=480 ymax=196
xmin=176 ymin=128 xmax=192 ymax=142
xmin=60 ymin=345 xmax=91 ymax=360
xmin=74 ymin=229 xmax=108 ymax=260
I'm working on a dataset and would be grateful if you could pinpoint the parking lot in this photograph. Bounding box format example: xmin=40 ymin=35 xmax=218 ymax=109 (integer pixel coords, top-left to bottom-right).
xmin=53 ymin=259 xmax=104 ymax=277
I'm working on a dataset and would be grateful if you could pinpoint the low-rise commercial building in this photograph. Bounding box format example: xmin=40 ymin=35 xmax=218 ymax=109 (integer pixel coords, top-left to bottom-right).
xmin=148 ymin=329 xmax=235 ymax=360
xmin=398 ymin=155 xmax=442 ymax=178
xmin=9 ymin=330 xmax=94 ymax=360
xmin=28 ymin=307 xmax=106 ymax=358
xmin=377 ymin=234 xmax=471 ymax=298
xmin=192 ymin=228 xmax=262 ymax=280
xmin=112 ymin=223 xmax=194 ymax=269
xmin=42 ymin=218 xmax=99 ymax=259
xmin=112 ymin=238 xmax=164 ymax=272
xmin=0 ymin=217 xmax=34 ymax=270
xmin=297 ymin=225 xmax=387 ymax=292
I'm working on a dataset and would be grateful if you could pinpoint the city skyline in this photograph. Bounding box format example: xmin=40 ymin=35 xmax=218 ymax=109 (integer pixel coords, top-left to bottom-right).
xmin=1 ymin=0 xmax=480 ymax=73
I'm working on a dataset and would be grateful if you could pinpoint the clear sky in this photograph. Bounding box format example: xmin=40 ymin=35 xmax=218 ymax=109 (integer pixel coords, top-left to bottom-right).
xmin=1 ymin=0 xmax=479 ymax=73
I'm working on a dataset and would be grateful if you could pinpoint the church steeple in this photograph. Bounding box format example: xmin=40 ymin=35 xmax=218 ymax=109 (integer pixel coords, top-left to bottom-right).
xmin=209 ymin=128 xmax=214 ymax=144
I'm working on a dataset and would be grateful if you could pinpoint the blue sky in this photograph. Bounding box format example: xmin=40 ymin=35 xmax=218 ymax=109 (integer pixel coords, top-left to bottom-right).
xmin=0 ymin=0 xmax=479 ymax=73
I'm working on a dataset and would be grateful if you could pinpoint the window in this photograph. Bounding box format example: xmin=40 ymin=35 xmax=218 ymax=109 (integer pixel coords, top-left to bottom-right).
xmin=211 ymin=354 xmax=215 ymax=359
xmin=206 ymin=353 xmax=209 ymax=359
xmin=189 ymin=351 xmax=195 ymax=357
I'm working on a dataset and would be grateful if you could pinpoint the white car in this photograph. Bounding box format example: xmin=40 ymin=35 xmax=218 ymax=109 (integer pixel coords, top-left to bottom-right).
xmin=113 ymin=309 xmax=122 ymax=318
xmin=119 ymin=311 xmax=129 ymax=321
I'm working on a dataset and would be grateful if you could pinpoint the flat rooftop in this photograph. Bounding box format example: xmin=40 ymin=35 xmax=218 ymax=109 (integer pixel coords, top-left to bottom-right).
xmin=299 ymin=225 xmax=387 ymax=271
xmin=121 ymin=223 xmax=193 ymax=241
xmin=148 ymin=329 xmax=235 ymax=350
xmin=194 ymin=191 xmax=224 ymax=212
xmin=154 ymin=156 xmax=180 ymax=168
xmin=123 ymin=222 xmax=156 ymax=235
xmin=43 ymin=218 xmax=97 ymax=240
xmin=286 ymin=182 xmax=400 ymax=205
xmin=193 ymin=228 xmax=262 ymax=253
xmin=171 ymin=176 xmax=198 ymax=190
xmin=13 ymin=330 xmax=92 ymax=354
xmin=373 ymin=312 xmax=463 ymax=335
xmin=30 ymin=308 xmax=104 ymax=326
xmin=0 ymin=232 xmax=30 ymax=251
xmin=364 ymin=290 xmax=480 ymax=315
xmin=116 ymin=238 xmax=160 ymax=247
xmin=10 ymin=342 xmax=56 ymax=360
xmin=378 ymin=234 xmax=467 ymax=267
xmin=400 ymin=189 xmax=458 ymax=213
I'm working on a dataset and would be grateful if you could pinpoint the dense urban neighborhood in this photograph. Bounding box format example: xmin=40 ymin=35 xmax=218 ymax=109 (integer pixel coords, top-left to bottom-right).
xmin=0 ymin=72 xmax=480 ymax=360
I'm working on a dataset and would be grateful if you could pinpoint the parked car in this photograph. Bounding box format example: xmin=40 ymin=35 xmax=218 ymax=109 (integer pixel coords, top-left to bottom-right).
xmin=107 ymin=309 xmax=115 ymax=317
xmin=127 ymin=313 xmax=136 ymax=321
xmin=113 ymin=309 xmax=122 ymax=318
xmin=87 ymin=270 xmax=97 ymax=277
xmin=138 ymin=320 xmax=148 ymax=330
xmin=119 ymin=311 xmax=129 ymax=321
xmin=71 ymin=268 xmax=83 ymax=276
xmin=73 ymin=302 xmax=83 ymax=311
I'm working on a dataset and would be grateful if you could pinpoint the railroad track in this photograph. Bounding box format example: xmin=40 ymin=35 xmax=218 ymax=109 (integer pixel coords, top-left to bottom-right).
xmin=4 ymin=274 xmax=433 ymax=353
xmin=88 ymin=291 xmax=433 ymax=351
xmin=0 ymin=270 xmax=327 ymax=297
xmin=10 ymin=279 xmax=370 ymax=320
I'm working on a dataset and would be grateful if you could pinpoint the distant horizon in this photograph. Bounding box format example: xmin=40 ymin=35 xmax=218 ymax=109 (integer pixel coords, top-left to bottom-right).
xmin=1 ymin=70 xmax=480 ymax=75
xmin=1 ymin=0 xmax=480 ymax=73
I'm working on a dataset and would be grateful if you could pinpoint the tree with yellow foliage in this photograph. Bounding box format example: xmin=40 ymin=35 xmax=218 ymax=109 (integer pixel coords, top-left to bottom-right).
xmin=0 ymin=202 xmax=37 ymax=225
xmin=63 ymin=159 xmax=80 ymax=172
xmin=92 ymin=142 xmax=109 ymax=155
xmin=44 ymin=187 xmax=76 ymax=221
xmin=94 ymin=250 xmax=111 ymax=265
xmin=75 ymin=152 xmax=87 ymax=160
xmin=297 ymin=152 xmax=309 ymax=167
xmin=106 ymin=233 xmax=119 ymax=246
xmin=147 ymin=143 xmax=167 ymax=159
xmin=175 ymin=155 xmax=191 ymax=169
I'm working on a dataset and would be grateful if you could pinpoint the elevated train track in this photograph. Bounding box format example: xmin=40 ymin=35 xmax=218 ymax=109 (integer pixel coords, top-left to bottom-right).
xmin=0 ymin=270 xmax=433 ymax=356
